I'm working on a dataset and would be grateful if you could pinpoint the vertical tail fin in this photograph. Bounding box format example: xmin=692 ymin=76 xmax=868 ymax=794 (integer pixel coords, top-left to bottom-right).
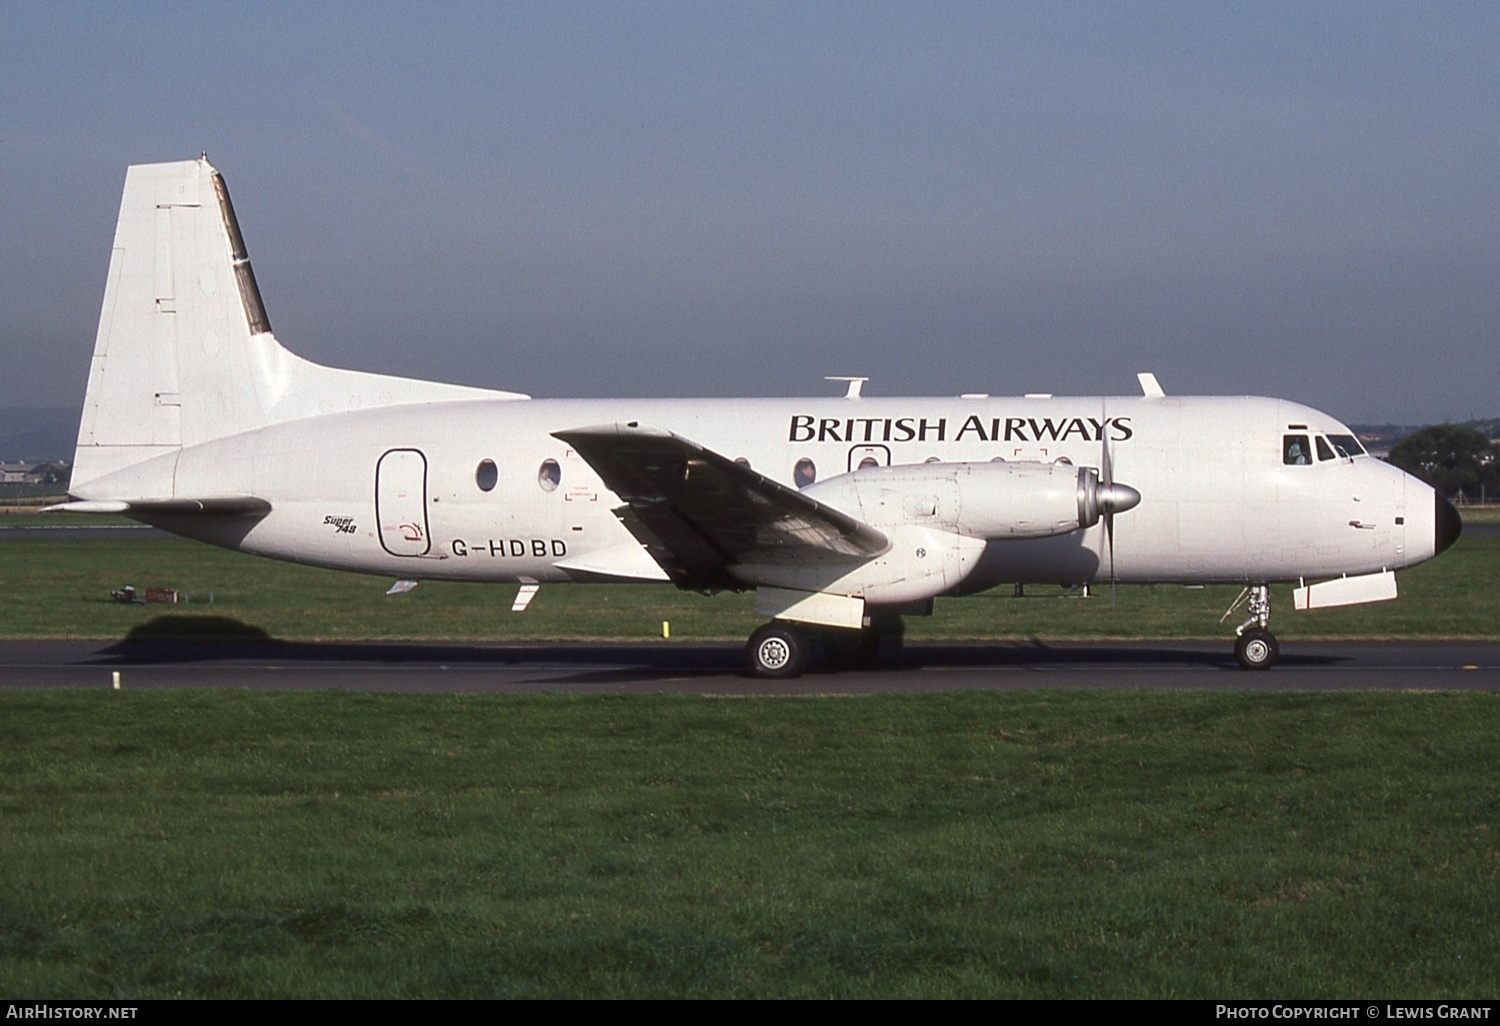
xmin=72 ymin=157 xmax=522 ymax=493
xmin=74 ymin=157 xmax=276 ymax=485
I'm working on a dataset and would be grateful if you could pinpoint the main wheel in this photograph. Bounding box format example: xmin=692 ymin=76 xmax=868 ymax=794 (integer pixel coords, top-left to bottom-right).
xmin=747 ymin=622 xmax=810 ymax=679
xmin=1234 ymin=628 xmax=1279 ymax=670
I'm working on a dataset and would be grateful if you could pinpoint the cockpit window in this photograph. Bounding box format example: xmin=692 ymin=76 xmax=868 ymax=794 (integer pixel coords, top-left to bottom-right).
xmin=1316 ymin=436 xmax=1335 ymax=462
xmin=1327 ymin=434 xmax=1366 ymax=458
xmin=1283 ymin=435 xmax=1312 ymax=466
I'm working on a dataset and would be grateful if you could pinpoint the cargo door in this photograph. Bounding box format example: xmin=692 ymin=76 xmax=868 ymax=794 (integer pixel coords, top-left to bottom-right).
xmin=376 ymin=448 xmax=430 ymax=556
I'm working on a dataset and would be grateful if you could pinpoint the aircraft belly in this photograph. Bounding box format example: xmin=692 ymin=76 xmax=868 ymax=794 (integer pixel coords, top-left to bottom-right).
xmin=960 ymin=533 xmax=1102 ymax=588
xmin=236 ymin=510 xmax=583 ymax=583
xmin=135 ymin=512 xmax=262 ymax=553
xmin=230 ymin=503 xmax=371 ymax=571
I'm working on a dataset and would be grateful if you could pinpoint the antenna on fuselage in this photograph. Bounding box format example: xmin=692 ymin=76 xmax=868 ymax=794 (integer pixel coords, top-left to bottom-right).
xmin=825 ymin=376 xmax=868 ymax=399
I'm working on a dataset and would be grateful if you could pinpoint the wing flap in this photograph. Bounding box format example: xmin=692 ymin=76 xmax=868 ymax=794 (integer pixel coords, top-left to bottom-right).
xmin=554 ymin=423 xmax=887 ymax=589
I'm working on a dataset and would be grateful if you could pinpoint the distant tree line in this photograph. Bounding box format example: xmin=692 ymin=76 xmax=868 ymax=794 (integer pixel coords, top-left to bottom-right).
xmin=1385 ymin=425 xmax=1500 ymax=503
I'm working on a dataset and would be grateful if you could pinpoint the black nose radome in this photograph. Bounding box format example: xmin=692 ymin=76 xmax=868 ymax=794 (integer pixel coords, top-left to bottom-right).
xmin=1435 ymin=492 xmax=1462 ymax=556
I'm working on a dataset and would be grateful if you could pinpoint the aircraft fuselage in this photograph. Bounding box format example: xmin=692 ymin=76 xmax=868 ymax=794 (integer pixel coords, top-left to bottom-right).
xmin=97 ymin=392 xmax=1438 ymax=594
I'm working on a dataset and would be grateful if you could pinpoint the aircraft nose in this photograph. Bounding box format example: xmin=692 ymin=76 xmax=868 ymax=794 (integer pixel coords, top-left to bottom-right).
xmin=1434 ymin=491 xmax=1462 ymax=556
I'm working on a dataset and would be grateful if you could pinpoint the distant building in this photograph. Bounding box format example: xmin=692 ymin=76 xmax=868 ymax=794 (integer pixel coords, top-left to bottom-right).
xmin=0 ymin=461 xmax=70 ymax=485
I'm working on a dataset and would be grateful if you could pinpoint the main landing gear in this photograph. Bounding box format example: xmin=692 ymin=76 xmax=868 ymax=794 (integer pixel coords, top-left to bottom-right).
xmin=747 ymin=622 xmax=810 ymax=679
xmin=1223 ymin=584 xmax=1279 ymax=670
xmin=745 ymin=620 xmax=898 ymax=678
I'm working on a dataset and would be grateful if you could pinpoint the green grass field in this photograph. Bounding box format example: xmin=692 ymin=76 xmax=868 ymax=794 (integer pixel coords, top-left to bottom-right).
xmin=2 ymin=521 xmax=1496 ymax=997
xmin=2 ymin=690 xmax=1498 ymax=998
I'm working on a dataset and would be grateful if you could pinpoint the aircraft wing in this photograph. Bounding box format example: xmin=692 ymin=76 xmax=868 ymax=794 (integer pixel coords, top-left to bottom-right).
xmin=554 ymin=423 xmax=889 ymax=589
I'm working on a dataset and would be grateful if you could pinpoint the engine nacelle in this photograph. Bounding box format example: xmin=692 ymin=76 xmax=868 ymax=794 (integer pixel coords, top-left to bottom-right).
xmin=739 ymin=523 xmax=988 ymax=605
xmin=733 ymin=461 xmax=1140 ymax=608
xmin=802 ymin=460 xmax=1139 ymax=541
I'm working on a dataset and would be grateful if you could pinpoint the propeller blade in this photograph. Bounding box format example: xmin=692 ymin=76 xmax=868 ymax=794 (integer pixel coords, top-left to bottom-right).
xmin=1107 ymin=506 xmax=1117 ymax=610
xmin=1101 ymin=399 xmax=1117 ymax=608
xmin=1095 ymin=399 xmax=1141 ymax=609
xmin=1101 ymin=409 xmax=1114 ymax=488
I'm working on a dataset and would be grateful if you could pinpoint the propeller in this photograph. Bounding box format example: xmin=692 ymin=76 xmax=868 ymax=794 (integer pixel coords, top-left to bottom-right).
xmin=1097 ymin=400 xmax=1141 ymax=608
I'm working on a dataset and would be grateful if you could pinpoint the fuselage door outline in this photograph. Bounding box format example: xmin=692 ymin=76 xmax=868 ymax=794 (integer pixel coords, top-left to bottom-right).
xmin=376 ymin=448 xmax=431 ymax=557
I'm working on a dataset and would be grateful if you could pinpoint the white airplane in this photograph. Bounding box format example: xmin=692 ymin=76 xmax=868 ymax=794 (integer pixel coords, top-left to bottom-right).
xmin=50 ymin=158 xmax=1462 ymax=677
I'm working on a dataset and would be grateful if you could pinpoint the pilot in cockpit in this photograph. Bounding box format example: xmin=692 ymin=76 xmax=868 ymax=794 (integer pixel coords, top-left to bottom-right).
xmin=1283 ymin=435 xmax=1311 ymax=465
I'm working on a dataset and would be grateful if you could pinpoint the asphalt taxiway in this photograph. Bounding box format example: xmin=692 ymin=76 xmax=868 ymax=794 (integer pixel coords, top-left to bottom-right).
xmin=2 ymin=639 xmax=1497 ymax=694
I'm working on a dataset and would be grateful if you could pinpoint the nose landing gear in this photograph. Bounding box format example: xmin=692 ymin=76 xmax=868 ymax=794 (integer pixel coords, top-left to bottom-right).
xmin=1223 ymin=584 xmax=1279 ymax=670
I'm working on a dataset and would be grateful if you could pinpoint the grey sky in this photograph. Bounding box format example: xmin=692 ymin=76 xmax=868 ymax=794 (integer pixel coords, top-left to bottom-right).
xmin=3 ymin=2 xmax=1497 ymax=423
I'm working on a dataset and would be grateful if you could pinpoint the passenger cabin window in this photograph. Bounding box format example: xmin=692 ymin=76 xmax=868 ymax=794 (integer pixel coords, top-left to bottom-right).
xmin=793 ymin=458 xmax=816 ymax=488
xmin=1283 ymin=435 xmax=1312 ymax=466
xmin=1316 ymin=437 xmax=1335 ymax=462
xmin=475 ymin=459 xmax=498 ymax=492
xmin=538 ymin=458 xmax=561 ymax=492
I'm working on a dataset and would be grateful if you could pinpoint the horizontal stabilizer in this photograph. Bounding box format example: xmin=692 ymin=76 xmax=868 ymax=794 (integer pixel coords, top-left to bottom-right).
xmin=44 ymin=496 xmax=272 ymax=517
xmin=554 ymin=422 xmax=888 ymax=589
xmin=1293 ymin=570 xmax=1398 ymax=611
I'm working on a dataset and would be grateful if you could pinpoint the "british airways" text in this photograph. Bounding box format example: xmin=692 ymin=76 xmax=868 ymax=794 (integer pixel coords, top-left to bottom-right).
xmin=788 ymin=415 xmax=1133 ymax=444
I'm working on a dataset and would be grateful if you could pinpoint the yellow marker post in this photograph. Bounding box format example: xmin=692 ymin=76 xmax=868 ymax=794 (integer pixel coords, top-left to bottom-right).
xmin=662 ymin=621 xmax=671 ymax=639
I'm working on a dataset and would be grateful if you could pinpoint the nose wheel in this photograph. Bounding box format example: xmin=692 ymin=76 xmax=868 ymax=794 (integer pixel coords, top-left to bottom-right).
xmin=1234 ymin=627 xmax=1279 ymax=670
xmin=1223 ymin=584 xmax=1280 ymax=670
